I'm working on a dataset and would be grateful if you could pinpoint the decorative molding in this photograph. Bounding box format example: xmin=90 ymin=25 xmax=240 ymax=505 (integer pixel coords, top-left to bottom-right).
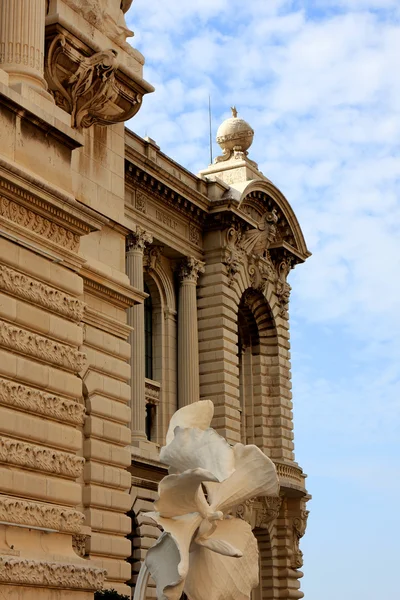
xmin=0 ymin=196 xmax=79 ymax=252
xmin=46 ymin=33 xmax=146 ymax=129
xmin=0 ymin=436 xmax=85 ymax=479
xmin=126 ymin=226 xmax=153 ymax=253
xmin=177 ymin=257 xmax=205 ymax=284
xmin=255 ymin=496 xmax=283 ymax=530
xmin=0 ymin=378 xmax=85 ymax=426
xmin=72 ymin=534 xmax=88 ymax=558
xmin=0 ymin=557 xmax=106 ymax=590
xmin=0 ymin=178 xmax=95 ymax=237
xmin=0 ymin=320 xmax=86 ymax=373
xmin=241 ymin=208 xmax=278 ymax=257
xmin=275 ymin=255 xmax=293 ymax=318
xmin=135 ymin=191 xmax=148 ymax=214
xmin=223 ymin=226 xmax=245 ymax=286
xmin=189 ymin=223 xmax=201 ymax=246
xmin=0 ymin=497 xmax=84 ymax=533
xmin=83 ymin=276 xmax=142 ymax=309
xmin=83 ymin=306 xmax=132 ymax=340
xmin=0 ymin=265 xmax=85 ymax=322
xmin=291 ymin=510 xmax=309 ymax=569
xmin=145 ymin=378 xmax=161 ymax=406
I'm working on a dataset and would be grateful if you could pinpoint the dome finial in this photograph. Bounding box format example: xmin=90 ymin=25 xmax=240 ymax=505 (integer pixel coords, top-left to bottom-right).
xmin=214 ymin=108 xmax=254 ymax=164
xmin=231 ymin=106 xmax=238 ymax=118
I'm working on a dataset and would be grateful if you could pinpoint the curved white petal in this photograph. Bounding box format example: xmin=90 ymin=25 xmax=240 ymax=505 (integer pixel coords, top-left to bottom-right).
xmin=145 ymin=513 xmax=202 ymax=600
xmin=185 ymin=519 xmax=259 ymax=600
xmin=155 ymin=468 xmax=218 ymax=518
xmin=160 ymin=427 xmax=235 ymax=482
xmin=165 ymin=400 xmax=214 ymax=445
xmin=206 ymin=444 xmax=279 ymax=513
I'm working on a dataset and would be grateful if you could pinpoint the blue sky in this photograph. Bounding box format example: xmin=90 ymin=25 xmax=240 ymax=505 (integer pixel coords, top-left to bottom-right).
xmin=126 ymin=1 xmax=400 ymax=597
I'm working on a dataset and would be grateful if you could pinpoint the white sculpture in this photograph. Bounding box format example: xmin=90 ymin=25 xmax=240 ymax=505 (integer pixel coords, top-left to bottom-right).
xmin=143 ymin=401 xmax=280 ymax=600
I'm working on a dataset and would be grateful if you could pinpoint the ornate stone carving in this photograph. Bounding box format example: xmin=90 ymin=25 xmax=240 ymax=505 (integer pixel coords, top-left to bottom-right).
xmin=0 ymin=557 xmax=106 ymax=590
xmin=0 ymin=437 xmax=85 ymax=478
xmin=63 ymin=0 xmax=134 ymax=46
xmin=223 ymin=226 xmax=244 ymax=286
xmin=0 ymin=265 xmax=85 ymax=322
xmin=291 ymin=510 xmax=309 ymax=569
xmin=0 ymin=498 xmax=84 ymax=533
xmin=177 ymin=257 xmax=205 ymax=284
xmin=144 ymin=246 xmax=163 ymax=272
xmin=189 ymin=223 xmax=201 ymax=246
xmin=0 ymin=378 xmax=85 ymax=426
xmin=241 ymin=209 xmax=278 ymax=257
xmin=0 ymin=196 xmax=79 ymax=251
xmin=72 ymin=534 xmax=88 ymax=558
xmin=126 ymin=227 xmax=153 ymax=253
xmin=0 ymin=320 xmax=86 ymax=373
xmin=255 ymin=496 xmax=282 ymax=530
xmin=46 ymin=34 xmax=146 ymax=129
xmin=276 ymin=256 xmax=293 ymax=318
xmin=135 ymin=191 xmax=148 ymax=214
xmin=145 ymin=379 xmax=161 ymax=406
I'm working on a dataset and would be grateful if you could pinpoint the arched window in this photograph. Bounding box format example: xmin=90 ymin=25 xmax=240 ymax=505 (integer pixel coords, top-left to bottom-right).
xmin=144 ymin=282 xmax=153 ymax=381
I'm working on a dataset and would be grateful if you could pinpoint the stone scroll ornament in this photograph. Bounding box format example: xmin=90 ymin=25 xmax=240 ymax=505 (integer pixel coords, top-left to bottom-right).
xmin=135 ymin=401 xmax=279 ymax=600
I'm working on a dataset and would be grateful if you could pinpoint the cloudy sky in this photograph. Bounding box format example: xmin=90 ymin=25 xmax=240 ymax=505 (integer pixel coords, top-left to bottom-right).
xmin=126 ymin=1 xmax=399 ymax=598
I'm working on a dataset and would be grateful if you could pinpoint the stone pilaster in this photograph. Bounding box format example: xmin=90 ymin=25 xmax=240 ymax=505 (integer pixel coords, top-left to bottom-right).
xmin=126 ymin=228 xmax=153 ymax=443
xmin=0 ymin=0 xmax=50 ymax=95
xmin=177 ymin=257 xmax=205 ymax=407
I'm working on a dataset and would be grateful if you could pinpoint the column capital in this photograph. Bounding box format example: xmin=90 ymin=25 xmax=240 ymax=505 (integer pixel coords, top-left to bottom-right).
xmin=178 ymin=257 xmax=205 ymax=284
xmin=126 ymin=227 xmax=153 ymax=253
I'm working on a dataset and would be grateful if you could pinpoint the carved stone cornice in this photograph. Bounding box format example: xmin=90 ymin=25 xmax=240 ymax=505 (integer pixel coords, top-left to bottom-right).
xmin=125 ymin=162 xmax=208 ymax=225
xmin=0 ymin=378 xmax=85 ymax=426
xmin=45 ymin=30 xmax=151 ymax=128
xmin=0 ymin=437 xmax=84 ymax=479
xmin=0 ymin=265 xmax=85 ymax=323
xmin=0 ymin=195 xmax=80 ymax=252
xmin=0 ymin=557 xmax=105 ymax=590
xmin=126 ymin=227 xmax=153 ymax=253
xmin=145 ymin=378 xmax=161 ymax=406
xmin=0 ymin=320 xmax=86 ymax=373
xmin=0 ymin=498 xmax=84 ymax=533
xmin=177 ymin=257 xmax=205 ymax=284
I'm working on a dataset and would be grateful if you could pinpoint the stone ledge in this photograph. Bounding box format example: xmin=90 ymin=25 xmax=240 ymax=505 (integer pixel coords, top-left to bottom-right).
xmin=0 ymin=497 xmax=84 ymax=533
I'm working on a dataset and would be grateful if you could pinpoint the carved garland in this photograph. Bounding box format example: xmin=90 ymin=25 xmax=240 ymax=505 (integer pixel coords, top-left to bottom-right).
xmin=0 ymin=265 xmax=85 ymax=322
xmin=0 ymin=437 xmax=85 ymax=479
xmin=0 ymin=557 xmax=106 ymax=590
xmin=0 ymin=378 xmax=85 ymax=426
xmin=0 ymin=320 xmax=86 ymax=372
xmin=0 ymin=498 xmax=84 ymax=533
xmin=0 ymin=196 xmax=79 ymax=251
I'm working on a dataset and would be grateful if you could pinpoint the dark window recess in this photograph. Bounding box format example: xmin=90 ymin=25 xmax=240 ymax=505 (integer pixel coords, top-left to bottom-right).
xmin=145 ymin=403 xmax=156 ymax=441
xmin=144 ymin=282 xmax=153 ymax=380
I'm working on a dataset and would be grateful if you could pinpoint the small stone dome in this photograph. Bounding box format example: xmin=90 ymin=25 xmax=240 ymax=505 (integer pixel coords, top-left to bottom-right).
xmin=216 ymin=107 xmax=254 ymax=154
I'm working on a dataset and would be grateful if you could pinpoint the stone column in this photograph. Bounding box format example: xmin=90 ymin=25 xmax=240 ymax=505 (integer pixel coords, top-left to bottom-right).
xmin=126 ymin=227 xmax=153 ymax=444
xmin=0 ymin=0 xmax=49 ymax=94
xmin=177 ymin=257 xmax=205 ymax=407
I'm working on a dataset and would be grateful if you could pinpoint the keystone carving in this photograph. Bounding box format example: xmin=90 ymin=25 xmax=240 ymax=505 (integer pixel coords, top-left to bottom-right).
xmin=144 ymin=246 xmax=163 ymax=272
xmin=0 ymin=265 xmax=85 ymax=322
xmin=177 ymin=257 xmax=206 ymax=284
xmin=46 ymin=34 xmax=146 ymax=128
xmin=0 ymin=320 xmax=86 ymax=373
xmin=72 ymin=534 xmax=88 ymax=558
xmin=0 ymin=498 xmax=84 ymax=533
xmin=0 ymin=557 xmax=106 ymax=590
xmin=0 ymin=378 xmax=85 ymax=426
xmin=0 ymin=437 xmax=85 ymax=479
xmin=0 ymin=196 xmax=79 ymax=251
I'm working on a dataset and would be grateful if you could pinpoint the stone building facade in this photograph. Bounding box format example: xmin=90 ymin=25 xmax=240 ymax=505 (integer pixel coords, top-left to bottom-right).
xmin=0 ymin=2 xmax=310 ymax=599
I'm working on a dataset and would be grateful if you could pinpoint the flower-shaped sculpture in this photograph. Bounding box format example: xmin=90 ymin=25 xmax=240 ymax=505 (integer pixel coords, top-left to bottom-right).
xmin=145 ymin=401 xmax=280 ymax=600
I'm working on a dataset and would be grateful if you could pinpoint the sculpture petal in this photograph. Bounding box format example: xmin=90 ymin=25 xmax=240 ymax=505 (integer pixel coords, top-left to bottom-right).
xmin=146 ymin=513 xmax=202 ymax=600
xmin=165 ymin=400 xmax=214 ymax=445
xmin=185 ymin=519 xmax=259 ymax=600
xmin=160 ymin=427 xmax=235 ymax=482
xmin=206 ymin=444 xmax=279 ymax=513
xmin=155 ymin=468 xmax=218 ymax=518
